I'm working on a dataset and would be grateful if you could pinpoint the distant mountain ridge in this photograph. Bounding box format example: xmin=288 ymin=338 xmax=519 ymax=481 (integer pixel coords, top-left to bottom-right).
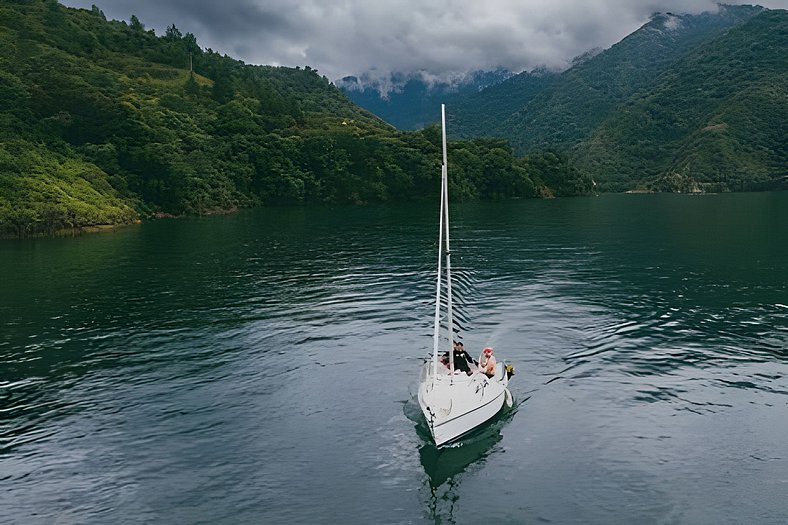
xmin=303 ymin=4 xmax=784 ymax=194
xmin=336 ymin=68 xmax=513 ymax=130
xmin=450 ymin=4 xmax=767 ymax=149
xmin=574 ymin=8 xmax=788 ymax=191
xmin=446 ymin=3 xmax=786 ymax=192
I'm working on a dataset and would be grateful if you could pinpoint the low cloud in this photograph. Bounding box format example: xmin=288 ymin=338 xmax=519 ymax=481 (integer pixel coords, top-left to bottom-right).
xmin=63 ymin=0 xmax=787 ymax=82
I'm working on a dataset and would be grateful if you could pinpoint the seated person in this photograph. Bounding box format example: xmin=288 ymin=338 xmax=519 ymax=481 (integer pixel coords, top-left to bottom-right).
xmin=452 ymin=341 xmax=475 ymax=375
xmin=479 ymin=347 xmax=497 ymax=377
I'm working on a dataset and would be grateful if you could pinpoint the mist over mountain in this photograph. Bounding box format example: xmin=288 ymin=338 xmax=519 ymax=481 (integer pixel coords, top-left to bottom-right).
xmin=1 ymin=1 xmax=784 ymax=238
xmin=342 ymin=4 xmax=785 ymax=193
xmin=61 ymin=0 xmax=788 ymax=86
xmin=336 ymin=69 xmax=513 ymax=130
xmin=0 ymin=1 xmax=592 ymax=237
xmin=447 ymin=4 xmax=787 ymax=191
xmin=339 ymin=5 xmax=768 ymax=138
xmin=451 ymin=4 xmax=768 ymax=151
xmin=574 ymin=8 xmax=788 ymax=191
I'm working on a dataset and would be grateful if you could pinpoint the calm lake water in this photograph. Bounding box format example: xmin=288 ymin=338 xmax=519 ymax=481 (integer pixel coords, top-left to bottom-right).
xmin=1 ymin=193 xmax=787 ymax=524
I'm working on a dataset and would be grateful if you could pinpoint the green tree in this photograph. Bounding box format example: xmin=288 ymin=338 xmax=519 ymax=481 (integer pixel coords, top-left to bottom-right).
xmin=130 ymin=15 xmax=144 ymax=32
xmin=165 ymin=24 xmax=182 ymax=41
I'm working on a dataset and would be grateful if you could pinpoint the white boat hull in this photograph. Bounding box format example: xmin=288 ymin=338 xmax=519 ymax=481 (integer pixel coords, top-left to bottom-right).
xmin=418 ymin=362 xmax=510 ymax=447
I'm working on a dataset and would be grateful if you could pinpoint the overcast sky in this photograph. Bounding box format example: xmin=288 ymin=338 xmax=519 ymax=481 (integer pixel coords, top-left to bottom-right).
xmin=61 ymin=0 xmax=787 ymax=84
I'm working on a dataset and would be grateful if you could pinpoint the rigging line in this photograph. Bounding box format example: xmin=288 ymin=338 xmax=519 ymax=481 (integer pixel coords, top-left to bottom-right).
xmin=431 ymin=145 xmax=446 ymax=385
xmin=442 ymin=104 xmax=456 ymax=384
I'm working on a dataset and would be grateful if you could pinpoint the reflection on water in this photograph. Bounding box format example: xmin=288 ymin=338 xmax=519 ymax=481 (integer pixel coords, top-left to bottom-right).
xmin=412 ymin=403 xmax=516 ymax=488
xmin=408 ymin=399 xmax=518 ymax=523
xmin=1 ymin=193 xmax=787 ymax=524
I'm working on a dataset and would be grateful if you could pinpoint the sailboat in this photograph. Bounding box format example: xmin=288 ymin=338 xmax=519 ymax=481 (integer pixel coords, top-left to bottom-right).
xmin=417 ymin=104 xmax=513 ymax=447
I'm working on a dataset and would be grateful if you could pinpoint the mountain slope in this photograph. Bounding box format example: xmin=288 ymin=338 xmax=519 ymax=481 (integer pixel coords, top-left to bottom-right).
xmin=0 ymin=1 xmax=588 ymax=237
xmin=574 ymin=9 xmax=788 ymax=191
xmin=450 ymin=4 xmax=765 ymax=152
xmin=448 ymin=67 xmax=559 ymax=139
xmin=337 ymin=69 xmax=512 ymax=130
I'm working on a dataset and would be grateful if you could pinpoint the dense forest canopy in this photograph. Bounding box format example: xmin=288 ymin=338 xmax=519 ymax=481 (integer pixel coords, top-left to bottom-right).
xmin=445 ymin=5 xmax=787 ymax=192
xmin=572 ymin=10 xmax=788 ymax=192
xmin=0 ymin=0 xmax=590 ymax=237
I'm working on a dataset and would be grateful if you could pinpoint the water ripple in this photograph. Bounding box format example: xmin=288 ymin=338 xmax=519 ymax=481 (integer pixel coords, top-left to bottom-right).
xmin=1 ymin=196 xmax=787 ymax=523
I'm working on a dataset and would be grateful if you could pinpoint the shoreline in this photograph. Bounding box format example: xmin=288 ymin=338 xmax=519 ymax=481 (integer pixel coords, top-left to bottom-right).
xmin=3 ymin=190 xmax=785 ymax=239
xmin=0 ymin=207 xmax=242 ymax=240
xmin=0 ymin=220 xmax=142 ymax=240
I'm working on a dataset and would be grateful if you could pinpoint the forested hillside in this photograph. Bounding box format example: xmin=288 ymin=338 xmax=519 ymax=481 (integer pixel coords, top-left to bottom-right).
xmin=0 ymin=1 xmax=589 ymax=237
xmin=442 ymin=4 xmax=786 ymax=192
xmin=447 ymin=67 xmax=559 ymax=139
xmin=449 ymin=5 xmax=764 ymax=150
xmin=574 ymin=9 xmax=788 ymax=191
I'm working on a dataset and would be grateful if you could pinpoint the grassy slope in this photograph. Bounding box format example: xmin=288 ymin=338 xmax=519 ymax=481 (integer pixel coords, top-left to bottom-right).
xmin=0 ymin=1 xmax=396 ymax=236
xmin=0 ymin=140 xmax=139 ymax=234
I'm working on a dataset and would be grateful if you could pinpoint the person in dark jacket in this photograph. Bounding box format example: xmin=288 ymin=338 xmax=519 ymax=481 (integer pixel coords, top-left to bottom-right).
xmin=452 ymin=341 xmax=476 ymax=375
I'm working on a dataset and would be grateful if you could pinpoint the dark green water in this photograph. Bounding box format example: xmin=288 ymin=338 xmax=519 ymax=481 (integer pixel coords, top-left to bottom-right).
xmin=1 ymin=193 xmax=787 ymax=524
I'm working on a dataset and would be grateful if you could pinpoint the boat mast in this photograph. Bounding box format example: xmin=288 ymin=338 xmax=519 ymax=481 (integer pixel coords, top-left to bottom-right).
xmin=442 ymin=104 xmax=456 ymax=379
xmin=430 ymin=126 xmax=446 ymax=382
